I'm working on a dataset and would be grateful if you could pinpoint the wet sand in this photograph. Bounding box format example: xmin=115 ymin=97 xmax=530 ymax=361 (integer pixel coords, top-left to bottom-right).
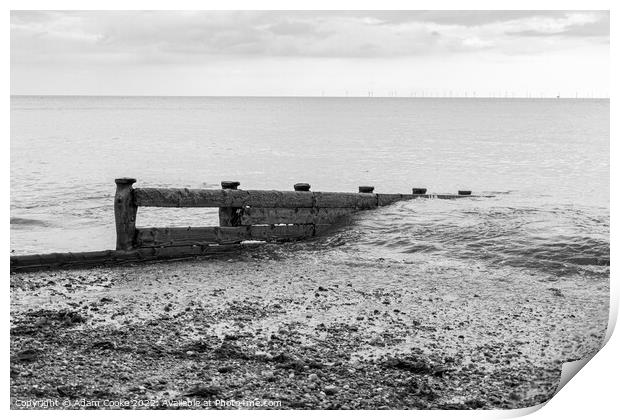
xmin=10 ymin=244 xmax=609 ymax=409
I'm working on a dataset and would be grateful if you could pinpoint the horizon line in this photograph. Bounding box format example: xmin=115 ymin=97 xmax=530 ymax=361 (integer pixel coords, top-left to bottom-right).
xmin=9 ymin=94 xmax=610 ymax=99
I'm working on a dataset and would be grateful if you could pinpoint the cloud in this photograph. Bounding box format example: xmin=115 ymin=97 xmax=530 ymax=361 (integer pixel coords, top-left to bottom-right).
xmin=506 ymin=11 xmax=609 ymax=38
xmin=10 ymin=10 xmax=609 ymax=65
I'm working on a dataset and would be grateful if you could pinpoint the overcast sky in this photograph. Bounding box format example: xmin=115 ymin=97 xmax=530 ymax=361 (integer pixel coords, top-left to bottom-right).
xmin=10 ymin=10 xmax=610 ymax=97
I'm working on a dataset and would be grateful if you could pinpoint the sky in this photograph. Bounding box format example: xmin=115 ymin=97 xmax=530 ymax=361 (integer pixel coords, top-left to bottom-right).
xmin=10 ymin=10 xmax=610 ymax=97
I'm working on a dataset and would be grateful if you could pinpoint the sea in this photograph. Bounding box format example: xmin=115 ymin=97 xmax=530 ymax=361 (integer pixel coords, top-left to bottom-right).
xmin=10 ymin=96 xmax=609 ymax=280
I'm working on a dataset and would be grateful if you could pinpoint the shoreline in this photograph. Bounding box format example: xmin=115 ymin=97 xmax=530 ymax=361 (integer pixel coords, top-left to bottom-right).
xmin=10 ymin=244 xmax=609 ymax=409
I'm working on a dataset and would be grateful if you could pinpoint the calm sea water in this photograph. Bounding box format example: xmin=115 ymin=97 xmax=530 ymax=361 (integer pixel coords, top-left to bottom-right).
xmin=10 ymin=96 xmax=609 ymax=279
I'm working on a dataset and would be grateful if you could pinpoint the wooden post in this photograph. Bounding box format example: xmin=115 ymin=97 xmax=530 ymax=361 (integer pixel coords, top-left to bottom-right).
xmin=219 ymin=181 xmax=242 ymax=226
xmin=221 ymin=181 xmax=240 ymax=190
xmin=114 ymin=178 xmax=137 ymax=250
xmin=294 ymin=183 xmax=311 ymax=192
xmin=359 ymin=186 xmax=374 ymax=193
xmin=412 ymin=188 xmax=427 ymax=194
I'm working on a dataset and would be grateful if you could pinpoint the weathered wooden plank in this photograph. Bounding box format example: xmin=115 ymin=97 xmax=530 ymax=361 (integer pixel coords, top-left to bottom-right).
xmin=9 ymin=245 xmax=246 ymax=272
xmin=313 ymin=192 xmax=378 ymax=209
xmin=248 ymin=224 xmax=316 ymax=241
xmin=134 ymin=188 xmax=316 ymax=208
xmin=134 ymin=188 xmax=390 ymax=209
xmin=377 ymin=194 xmax=407 ymax=206
xmin=379 ymin=193 xmax=486 ymax=202
xmin=135 ymin=188 xmax=227 ymax=207
xmin=136 ymin=227 xmax=220 ymax=247
xmin=239 ymin=207 xmax=355 ymax=225
xmin=134 ymin=188 xmax=489 ymax=208
xmin=135 ymin=224 xmax=319 ymax=247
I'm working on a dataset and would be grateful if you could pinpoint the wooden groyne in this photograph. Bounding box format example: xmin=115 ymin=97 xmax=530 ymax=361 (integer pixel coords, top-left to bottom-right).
xmin=10 ymin=178 xmax=483 ymax=272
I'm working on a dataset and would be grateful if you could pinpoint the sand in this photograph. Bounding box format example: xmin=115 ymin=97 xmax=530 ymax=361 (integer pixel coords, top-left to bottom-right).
xmin=10 ymin=243 xmax=609 ymax=410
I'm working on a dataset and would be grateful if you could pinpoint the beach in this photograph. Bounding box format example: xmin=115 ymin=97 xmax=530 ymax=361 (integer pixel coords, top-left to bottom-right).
xmin=10 ymin=242 xmax=609 ymax=410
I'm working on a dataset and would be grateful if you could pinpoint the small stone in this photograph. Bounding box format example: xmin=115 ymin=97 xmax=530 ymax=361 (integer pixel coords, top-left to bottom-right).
xmin=369 ymin=335 xmax=385 ymax=346
xmin=324 ymin=385 xmax=338 ymax=395
xmin=14 ymin=349 xmax=39 ymax=363
xmin=308 ymin=373 xmax=319 ymax=381
xmin=184 ymin=385 xmax=222 ymax=397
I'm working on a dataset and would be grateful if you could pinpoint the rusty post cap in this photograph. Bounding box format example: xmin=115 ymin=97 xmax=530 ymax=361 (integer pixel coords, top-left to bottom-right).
xmin=412 ymin=188 xmax=427 ymax=194
xmin=221 ymin=181 xmax=240 ymax=189
xmin=458 ymin=190 xmax=472 ymax=196
xmin=294 ymin=183 xmax=311 ymax=191
xmin=115 ymin=178 xmax=137 ymax=185
xmin=358 ymin=186 xmax=374 ymax=193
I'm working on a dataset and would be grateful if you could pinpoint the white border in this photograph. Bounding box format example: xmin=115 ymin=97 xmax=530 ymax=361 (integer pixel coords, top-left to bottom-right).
xmin=4 ymin=1 xmax=616 ymax=419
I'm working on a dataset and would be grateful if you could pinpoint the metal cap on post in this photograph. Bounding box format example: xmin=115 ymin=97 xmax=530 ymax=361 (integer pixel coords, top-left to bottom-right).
xmin=221 ymin=181 xmax=240 ymax=190
xmin=358 ymin=186 xmax=374 ymax=193
xmin=458 ymin=190 xmax=472 ymax=196
xmin=115 ymin=177 xmax=137 ymax=186
xmin=294 ymin=183 xmax=311 ymax=192
xmin=412 ymin=188 xmax=427 ymax=194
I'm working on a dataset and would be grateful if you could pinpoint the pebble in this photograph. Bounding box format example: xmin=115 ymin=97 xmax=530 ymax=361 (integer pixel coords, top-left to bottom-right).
xmin=369 ymin=335 xmax=385 ymax=346
xmin=255 ymin=350 xmax=273 ymax=360
xmin=324 ymin=385 xmax=338 ymax=395
xmin=308 ymin=373 xmax=319 ymax=381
